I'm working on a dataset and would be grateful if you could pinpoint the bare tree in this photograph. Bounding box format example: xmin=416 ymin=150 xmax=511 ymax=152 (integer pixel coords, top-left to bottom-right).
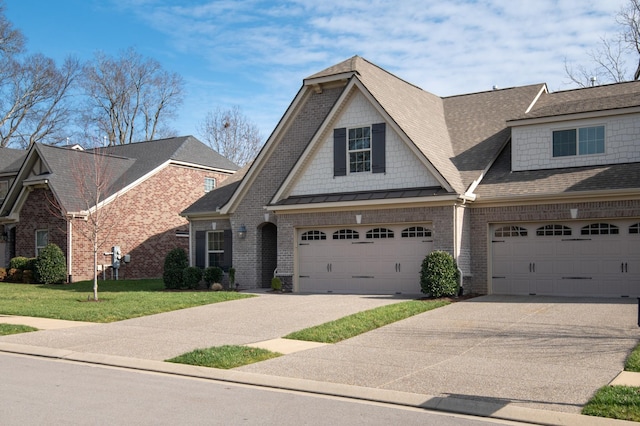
xmin=565 ymin=0 xmax=640 ymax=86
xmin=198 ymin=106 xmax=262 ymax=166
xmin=47 ymin=148 xmax=123 ymax=300
xmin=0 ymin=4 xmax=80 ymax=148
xmin=80 ymin=48 xmax=184 ymax=146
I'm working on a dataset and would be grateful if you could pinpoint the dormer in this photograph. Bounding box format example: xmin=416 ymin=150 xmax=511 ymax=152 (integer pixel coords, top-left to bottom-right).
xmin=508 ymin=81 xmax=640 ymax=172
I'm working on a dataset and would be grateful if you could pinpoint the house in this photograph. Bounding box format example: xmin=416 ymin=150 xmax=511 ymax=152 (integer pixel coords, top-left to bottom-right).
xmin=0 ymin=136 xmax=238 ymax=281
xmin=181 ymin=56 xmax=640 ymax=298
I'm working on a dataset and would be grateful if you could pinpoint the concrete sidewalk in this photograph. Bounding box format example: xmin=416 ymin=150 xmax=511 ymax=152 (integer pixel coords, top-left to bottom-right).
xmin=1 ymin=293 xmax=639 ymax=425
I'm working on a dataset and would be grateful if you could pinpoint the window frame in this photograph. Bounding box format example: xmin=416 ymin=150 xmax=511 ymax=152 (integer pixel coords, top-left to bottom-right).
xmin=204 ymin=177 xmax=216 ymax=193
xmin=347 ymin=126 xmax=371 ymax=174
xmin=206 ymin=230 xmax=225 ymax=268
xmin=333 ymin=229 xmax=359 ymax=240
xmin=301 ymin=230 xmax=327 ymax=241
xmin=494 ymin=226 xmax=528 ymax=237
xmin=35 ymin=229 xmax=48 ymax=256
xmin=552 ymin=125 xmax=605 ymax=158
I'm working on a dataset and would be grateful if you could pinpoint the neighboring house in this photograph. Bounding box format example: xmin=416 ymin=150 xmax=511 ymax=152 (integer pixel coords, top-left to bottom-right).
xmin=0 ymin=136 xmax=238 ymax=281
xmin=181 ymin=56 xmax=640 ymax=298
xmin=0 ymin=147 xmax=28 ymax=265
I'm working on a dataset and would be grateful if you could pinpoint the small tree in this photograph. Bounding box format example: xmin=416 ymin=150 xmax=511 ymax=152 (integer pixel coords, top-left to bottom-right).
xmin=34 ymin=243 xmax=67 ymax=285
xmin=420 ymin=251 xmax=460 ymax=297
xmin=163 ymin=248 xmax=188 ymax=289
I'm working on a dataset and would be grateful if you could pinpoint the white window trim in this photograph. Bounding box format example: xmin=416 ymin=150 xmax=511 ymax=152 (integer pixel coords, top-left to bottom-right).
xmin=206 ymin=230 xmax=224 ymax=267
xmin=347 ymin=125 xmax=372 ymax=174
xmin=204 ymin=177 xmax=217 ymax=193
xmin=551 ymin=124 xmax=606 ymax=158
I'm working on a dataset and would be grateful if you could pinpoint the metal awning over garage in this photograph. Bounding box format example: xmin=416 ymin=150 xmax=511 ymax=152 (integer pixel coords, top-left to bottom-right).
xmin=491 ymin=220 xmax=640 ymax=297
xmin=297 ymin=223 xmax=433 ymax=294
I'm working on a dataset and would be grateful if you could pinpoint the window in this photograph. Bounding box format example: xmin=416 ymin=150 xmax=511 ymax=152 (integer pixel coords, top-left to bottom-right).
xmin=581 ymin=223 xmax=619 ymax=235
xmin=333 ymin=229 xmax=359 ymax=240
xmin=35 ymin=229 xmax=48 ymax=256
xmin=366 ymin=228 xmax=394 ymax=239
xmin=494 ymin=226 xmax=528 ymax=237
xmin=207 ymin=231 xmax=224 ymax=267
xmin=0 ymin=180 xmax=7 ymax=200
xmin=301 ymin=230 xmax=326 ymax=241
xmin=553 ymin=126 xmax=604 ymax=157
xmin=630 ymin=223 xmax=640 ymax=234
xmin=204 ymin=177 xmax=216 ymax=193
xmin=348 ymin=126 xmax=371 ymax=173
xmin=401 ymin=226 xmax=432 ymax=238
xmin=536 ymin=224 xmax=571 ymax=236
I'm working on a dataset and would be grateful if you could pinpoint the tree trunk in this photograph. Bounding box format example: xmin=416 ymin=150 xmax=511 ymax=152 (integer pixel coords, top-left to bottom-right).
xmin=93 ymin=243 xmax=99 ymax=301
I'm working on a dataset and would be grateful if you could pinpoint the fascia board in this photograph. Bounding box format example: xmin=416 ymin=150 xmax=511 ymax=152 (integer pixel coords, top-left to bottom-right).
xmin=464 ymin=137 xmax=511 ymax=197
xmin=219 ymin=85 xmax=309 ymax=215
xmin=266 ymin=194 xmax=461 ymax=213
xmin=180 ymin=211 xmax=229 ymax=220
xmin=524 ymin=84 xmax=548 ymax=114
xmin=473 ymin=188 xmax=640 ymax=207
xmin=303 ymin=72 xmax=356 ymax=86
xmin=0 ymin=145 xmax=42 ymax=216
xmin=509 ymin=105 xmax=640 ymax=126
xmin=169 ymin=160 xmax=237 ymax=174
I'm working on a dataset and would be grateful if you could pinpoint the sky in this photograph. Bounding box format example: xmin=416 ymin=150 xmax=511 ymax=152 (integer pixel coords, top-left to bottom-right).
xmin=2 ymin=0 xmax=631 ymax=143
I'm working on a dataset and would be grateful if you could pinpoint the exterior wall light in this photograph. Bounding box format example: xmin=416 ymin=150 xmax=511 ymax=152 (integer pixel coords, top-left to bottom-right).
xmin=238 ymin=224 xmax=247 ymax=239
xmin=570 ymin=208 xmax=578 ymax=219
xmin=355 ymin=214 xmax=362 ymax=224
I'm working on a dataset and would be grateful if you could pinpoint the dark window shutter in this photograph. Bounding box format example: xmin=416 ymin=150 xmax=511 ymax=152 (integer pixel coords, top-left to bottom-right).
xmin=195 ymin=231 xmax=206 ymax=269
xmin=372 ymin=123 xmax=386 ymax=174
xmin=333 ymin=128 xmax=347 ymax=177
xmin=222 ymin=229 xmax=233 ymax=271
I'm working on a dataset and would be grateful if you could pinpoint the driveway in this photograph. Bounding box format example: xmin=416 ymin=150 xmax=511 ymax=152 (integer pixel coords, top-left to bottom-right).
xmin=237 ymin=295 xmax=640 ymax=414
xmin=1 ymin=293 xmax=638 ymax=415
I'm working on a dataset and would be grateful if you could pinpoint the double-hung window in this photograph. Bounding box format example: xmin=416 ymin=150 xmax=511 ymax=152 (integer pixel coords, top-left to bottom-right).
xmin=348 ymin=126 xmax=371 ymax=173
xmin=35 ymin=229 xmax=48 ymax=256
xmin=552 ymin=125 xmax=604 ymax=157
xmin=204 ymin=177 xmax=216 ymax=193
xmin=207 ymin=231 xmax=224 ymax=268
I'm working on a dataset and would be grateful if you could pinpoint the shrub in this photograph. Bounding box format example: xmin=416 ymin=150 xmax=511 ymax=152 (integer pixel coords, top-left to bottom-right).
xmin=271 ymin=276 xmax=282 ymax=292
xmin=9 ymin=256 xmax=29 ymax=270
xmin=25 ymin=257 xmax=37 ymax=272
xmin=7 ymin=268 xmax=21 ymax=282
xmin=228 ymin=267 xmax=236 ymax=289
xmin=183 ymin=267 xmax=203 ymax=290
xmin=420 ymin=250 xmax=460 ymax=297
xmin=22 ymin=270 xmax=34 ymax=284
xmin=203 ymin=266 xmax=223 ymax=286
xmin=0 ymin=267 xmax=6 ymax=281
xmin=211 ymin=283 xmax=223 ymax=291
xmin=163 ymin=248 xmax=188 ymax=289
xmin=34 ymin=244 xmax=67 ymax=285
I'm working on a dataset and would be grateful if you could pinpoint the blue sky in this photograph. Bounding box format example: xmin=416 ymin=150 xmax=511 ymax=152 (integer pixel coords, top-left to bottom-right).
xmin=3 ymin=0 xmax=629 ymax=143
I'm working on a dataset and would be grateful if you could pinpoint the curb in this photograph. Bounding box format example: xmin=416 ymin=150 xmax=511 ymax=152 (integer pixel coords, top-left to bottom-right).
xmin=0 ymin=342 xmax=634 ymax=426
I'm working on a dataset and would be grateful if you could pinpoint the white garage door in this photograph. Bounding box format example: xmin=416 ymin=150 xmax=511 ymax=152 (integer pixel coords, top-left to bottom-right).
xmin=491 ymin=220 xmax=640 ymax=297
xmin=297 ymin=224 xmax=433 ymax=294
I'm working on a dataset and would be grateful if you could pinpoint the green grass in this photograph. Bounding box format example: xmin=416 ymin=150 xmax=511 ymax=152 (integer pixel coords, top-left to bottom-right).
xmin=0 ymin=279 xmax=253 ymax=323
xmin=283 ymin=299 xmax=450 ymax=343
xmin=166 ymin=345 xmax=282 ymax=369
xmin=0 ymin=323 xmax=38 ymax=335
xmin=626 ymin=343 xmax=640 ymax=372
xmin=582 ymin=386 xmax=640 ymax=421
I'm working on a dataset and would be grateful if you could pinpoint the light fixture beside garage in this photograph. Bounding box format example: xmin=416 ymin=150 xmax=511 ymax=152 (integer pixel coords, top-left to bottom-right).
xmin=356 ymin=214 xmax=362 ymax=224
xmin=570 ymin=208 xmax=578 ymax=219
xmin=238 ymin=224 xmax=247 ymax=239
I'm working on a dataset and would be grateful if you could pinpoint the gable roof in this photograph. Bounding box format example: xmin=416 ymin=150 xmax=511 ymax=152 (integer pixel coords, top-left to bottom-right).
xmin=1 ymin=136 xmax=238 ymax=218
xmin=0 ymin=147 xmax=27 ymax=175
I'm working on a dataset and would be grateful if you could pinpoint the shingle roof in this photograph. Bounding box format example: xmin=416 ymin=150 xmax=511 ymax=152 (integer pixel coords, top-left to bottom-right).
xmin=474 ymin=143 xmax=640 ymax=199
xmin=0 ymin=147 xmax=27 ymax=174
xmin=513 ymin=80 xmax=640 ymax=120
xmin=275 ymin=186 xmax=450 ymax=206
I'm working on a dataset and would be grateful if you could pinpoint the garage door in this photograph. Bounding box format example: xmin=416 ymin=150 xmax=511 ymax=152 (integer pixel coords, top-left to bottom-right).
xmin=491 ymin=220 xmax=640 ymax=297
xmin=297 ymin=224 xmax=433 ymax=294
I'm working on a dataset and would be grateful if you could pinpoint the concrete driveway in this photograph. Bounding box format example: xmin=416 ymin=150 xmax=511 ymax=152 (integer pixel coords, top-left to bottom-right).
xmin=237 ymin=295 xmax=640 ymax=414
xmin=1 ymin=293 xmax=638 ymax=416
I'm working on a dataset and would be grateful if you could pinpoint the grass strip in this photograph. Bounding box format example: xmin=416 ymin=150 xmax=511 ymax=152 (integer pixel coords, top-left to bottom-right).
xmin=582 ymin=385 xmax=640 ymax=421
xmin=0 ymin=323 xmax=38 ymax=336
xmin=166 ymin=345 xmax=282 ymax=369
xmin=626 ymin=343 xmax=640 ymax=372
xmin=0 ymin=280 xmax=253 ymax=323
xmin=283 ymin=299 xmax=450 ymax=343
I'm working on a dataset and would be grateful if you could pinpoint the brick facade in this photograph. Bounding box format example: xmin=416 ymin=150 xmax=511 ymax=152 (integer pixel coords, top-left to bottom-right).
xmin=14 ymin=165 xmax=231 ymax=281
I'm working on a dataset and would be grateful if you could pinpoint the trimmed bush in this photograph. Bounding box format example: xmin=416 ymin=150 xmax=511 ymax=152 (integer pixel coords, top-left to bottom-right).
xmin=228 ymin=267 xmax=236 ymax=289
xmin=183 ymin=266 xmax=203 ymax=290
xmin=0 ymin=267 xmax=6 ymax=281
xmin=420 ymin=250 xmax=460 ymax=297
xmin=7 ymin=268 xmax=21 ymax=282
xmin=34 ymin=244 xmax=67 ymax=285
xmin=271 ymin=276 xmax=282 ymax=292
xmin=9 ymin=256 xmax=29 ymax=270
xmin=203 ymin=266 xmax=223 ymax=286
xmin=163 ymin=248 xmax=188 ymax=289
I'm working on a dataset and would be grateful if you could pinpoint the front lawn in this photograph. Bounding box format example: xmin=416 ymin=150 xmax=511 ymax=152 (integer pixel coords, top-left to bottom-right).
xmin=0 ymin=280 xmax=253 ymax=323
xmin=166 ymin=345 xmax=282 ymax=369
xmin=283 ymin=299 xmax=450 ymax=343
xmin=0 ymin=323 xmax=38 ymax=335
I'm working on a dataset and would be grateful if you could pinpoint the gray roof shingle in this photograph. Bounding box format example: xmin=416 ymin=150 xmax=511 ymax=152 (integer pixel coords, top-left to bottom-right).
xmin=0 ymin=147 xmax=27 ymax=174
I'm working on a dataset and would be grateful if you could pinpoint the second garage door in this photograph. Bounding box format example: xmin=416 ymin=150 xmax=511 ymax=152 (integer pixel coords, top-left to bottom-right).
xmin=297 ymin=224 xmax=433 ymax=294
xmin=491 ymin=220 xmax=640 ymax=297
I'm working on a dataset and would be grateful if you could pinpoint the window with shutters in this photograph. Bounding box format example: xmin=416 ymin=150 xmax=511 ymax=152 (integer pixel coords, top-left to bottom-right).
xmin=334 ymin=123 xmax=385 ymax=176
xmin=207 ymin=231 xmax=225 ymax=267
xmin=348 ymin=126 xmax=371 ymax=173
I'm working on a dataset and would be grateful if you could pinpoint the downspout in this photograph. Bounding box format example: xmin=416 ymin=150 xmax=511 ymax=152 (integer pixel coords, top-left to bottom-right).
xmin=453 ymin=202 xmax=464 ymax=296
xmin=67 ymin=219 xmax=73 ymax=283
xmin=188 ymin=220 xmax=193 ymax=267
